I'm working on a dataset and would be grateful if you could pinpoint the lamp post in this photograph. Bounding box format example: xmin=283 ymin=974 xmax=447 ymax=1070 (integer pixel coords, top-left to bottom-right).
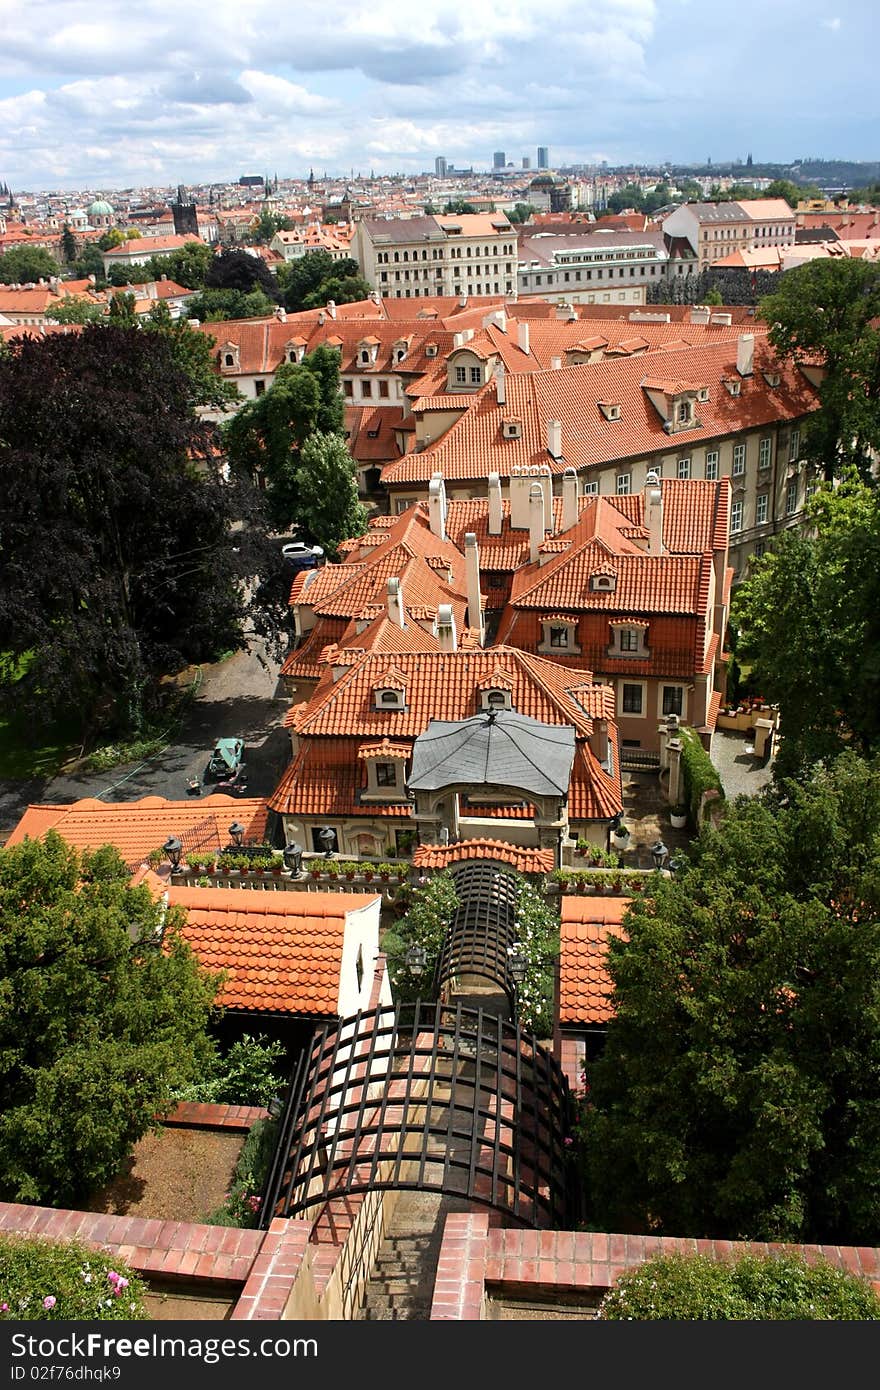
xmin=508 ymin=946 xmax=527 ymax=987
xmin=651 ymin=839 xmax=669 ymax=873
xmin=317 ymin=825 xmax=336 ymax=859
xmin=228 ymin=822 xmax=246 ymax=848
xmin=405 ymin=943 xmax=427 ymax=978
xmin=162 ymin=836 xmax=182 ymax=871
xmin=266 ymin=1095 xmax=285 ymax=1120
xmin=282 ymin=842 xmax=303 ymax=877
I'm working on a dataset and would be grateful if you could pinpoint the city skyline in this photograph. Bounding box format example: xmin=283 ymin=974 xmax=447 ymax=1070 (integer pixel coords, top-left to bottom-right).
xmin=0 ymin=0 xmax=876 ymax=190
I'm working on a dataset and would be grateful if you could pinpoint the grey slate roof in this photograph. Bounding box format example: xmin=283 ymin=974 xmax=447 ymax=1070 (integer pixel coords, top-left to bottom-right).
xmin=408 ymin=709 xmax=576 ymax=798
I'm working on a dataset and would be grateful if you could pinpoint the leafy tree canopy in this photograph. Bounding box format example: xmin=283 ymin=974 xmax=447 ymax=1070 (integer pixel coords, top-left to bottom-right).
xmin=204 ymin=247 xmax=280 ymax=301
xmin=733 ymin=476 xmax=880 ymax=776
xmin=71 ymin=243 xmax=106 ymax=285
xmin=142 ymin=301 xmax=241 ymax=411
xmin=60 ymin=226 xmax=77 ymax=264
xmin=223 ymin=344 xmax=345 ymax=531
xmin=294 ymin=430 xmax=368 ymax=556
xmin=0 ymin=833 xmax=219 ymax=1206
xmin=185 ymin=287 xmax=277 ymax=322
xmin=506 ymin=203 xmax=536 ymax=223
xmin=277 ymin=251 xmax=370 ymax=314
xmin=582 ymin=752 xmax=880 ymax=1245
xmin=443 ymin=200 xmax=477 ymax=214
xmin=758 ymin=258 xmax=880 ymax=477
xmin=300 ymin=271 xmax=372 ymax=311
xmin=44 ymin=297 xmax=105 ymax=325
xmin=0 ymin=245 xmax=58 ymax=285
xmin=0 ymin=325 xmax=281 ymax=736
xmin=245 ymin=209 xmax=293 ymax=245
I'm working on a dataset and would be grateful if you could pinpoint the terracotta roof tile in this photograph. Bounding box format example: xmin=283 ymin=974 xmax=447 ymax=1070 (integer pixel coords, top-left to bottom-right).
xmin=559 ymin=896 xmax=630 ymax=1024
xmin=412 ymin=839 xmax=554 ymax=873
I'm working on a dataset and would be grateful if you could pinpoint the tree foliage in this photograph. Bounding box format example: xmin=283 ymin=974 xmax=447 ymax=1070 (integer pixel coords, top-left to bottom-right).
xmin=600 ymin=1253 xmax=880 ymax=1320
xmin=183 ymin=287 xmax=276 ymax=323
xmin=295 ymin=431 xmax=368 ymax=556
xmin=277 ymin=250 xmax=371 ymax=314
xmin=0 ymin=324 xmax=280 ymax=736
xmin=0 ymin=833 xmax=220 ymax=1206
xmin=758 ymin=258 xmax=880 ymax=478
xmin=733 ymin=476 xmax=880 ymax=776
xmin=60 ymin=226 xmax=77 ymax=264
xmin=506 ymin=203 xmax=536 ymax=224
xmin=142 ymin=301 xmax=241 ymax=411
xmin=443 ymin=200 xmax=477 ymax=214
xmin=381 ymin=871 xmax=460 ymax=1004
xmin=0 ymin=245 xmax=58 ymax=284
xmin=581 ymin=754 xmax=880 ymax=1245
xmin=44 ymin=297 xmax=105 ymax=325
xmin=204 ymin=247 xmax=280 ymax=301
xmin=223 ymin=345 xmax=346 ymax=531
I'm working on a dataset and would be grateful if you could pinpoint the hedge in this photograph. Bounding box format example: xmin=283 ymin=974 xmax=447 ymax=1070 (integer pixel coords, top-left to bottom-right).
xmin=679 ymin=725 xmax=724 ymax=827
xmin=600 ymin=1252 xmax=880 ymax=1320
xmin=0 ymin=1235 xmax=148 ymax=1320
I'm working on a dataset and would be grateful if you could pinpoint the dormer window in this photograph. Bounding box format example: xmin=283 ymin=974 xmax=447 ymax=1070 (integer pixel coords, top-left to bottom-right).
xmin=590 ymin=570 xmax=617 ymax=592
xmin=375 ymin=762 xmax=398 ymax=787
xmin=599 ymin=401 xmax=620 ymax=422
xmin=378 ymin=688 xmax=403 ymax=709
xmin=608 ymin=620 xmax=650 ymax=659
xmin=697 ymin=387 xmax=709 ymax=402
xmin=539 ymin=618 xmax=581 ymax=655
xmin=359 ymin=740 xmax=409 ymax=800
xmin=502 ymin=418 xmax=522 ymax=439
xmin=763 ymin=370 xmax=781 ymax=388
xmin=676 ymin=401 xmax=692 ymax=425
xmin=482 ymin=689 xmax=511 ymax=711
xmin=360 ymin=349 xmax=370 ymax=364
xmin=723 ymin=377 xmax=742 ymax=397
xmin=219 ymin=342 xmax=240 ymax=372
xmin=425 ymin=343 xmax=438 ymax=357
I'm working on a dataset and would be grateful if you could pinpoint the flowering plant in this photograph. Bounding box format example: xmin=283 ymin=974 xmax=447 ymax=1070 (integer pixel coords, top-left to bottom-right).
xmin=0 ymin=1236 xmax=147 ymax=1320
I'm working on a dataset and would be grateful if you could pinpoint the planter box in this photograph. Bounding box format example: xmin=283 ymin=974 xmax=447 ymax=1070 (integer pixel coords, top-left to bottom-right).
xmin=670 ymin=813 xmax=687 ymax=829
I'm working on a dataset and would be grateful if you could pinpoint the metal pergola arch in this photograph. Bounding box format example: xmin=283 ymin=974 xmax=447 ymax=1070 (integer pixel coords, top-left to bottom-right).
xmin=435 ymin=860 xmax=521 ymax=1006
xmin=261 ymin=1001 xmax=574 ymax=1230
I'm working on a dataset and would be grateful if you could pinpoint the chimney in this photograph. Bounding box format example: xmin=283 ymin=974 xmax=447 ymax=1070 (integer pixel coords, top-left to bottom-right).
xmin=517 ymin=320 xmax=530 ymax=355
xmin=428 ymin=472 xmax=447 ymax=541
xmin=562 ymin=467 xmax=578 ymax=532
xmin=529 ymin=483 xmax=545 ymax=564
xmin=326 ymin=299 xmax=337 ymax=319
xmin=436 ymin=603 xmax=457 ymax=652
xmin=495 ymin=360 xmax=506 ymax=404
xmin=188 ymin=318 xmax=200 ymax=328
xmin=318 ymin=310 xmax=325 ymax=325
xmin=644 ymin=470 xmax=663 ymax=554
xmin=736 ymin=332 xmax=754 ymax=377
xmin=458 ymin=292 xmax=468 ymax=308
xmin=387 ymin=576 xmax=405 ymax=627
xmin=551 ymin=356 xmax=562 ymax=371
xmin=464 ymin=532 xmax=484 ymax=645
xmin=488 ymin=472 xmax=503 ymax=536
xmin=690 ymin=305 xmax=710 ymax=325
xmin=547 ymin=418 xmax=562 ymax=459
xmin=275 ymin=306 xmax=287 ymax=322
xmin=510 ymin=464 xmax=552 ymax=530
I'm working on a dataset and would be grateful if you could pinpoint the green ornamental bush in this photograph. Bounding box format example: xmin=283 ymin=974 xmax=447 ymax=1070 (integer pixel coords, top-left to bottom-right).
xmin=679 ymin=725 xmax=724 ymax=826
xmin=0 ymin=1235 xmax=148 ymax=1320
xmin=203 ymin=1118 xmax=278 ymax=1228
xmin=600 ymin=1252 xmax=880 ymax=1321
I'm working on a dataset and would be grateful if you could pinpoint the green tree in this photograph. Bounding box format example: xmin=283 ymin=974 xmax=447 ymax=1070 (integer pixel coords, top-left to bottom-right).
xmin=381 ymin=871 xmax=460 ymax=1003
xmin=204 ymin=247 xmax=279 ymax=301
xmin=443 ymin=199 xmax=477 ymax=214
xmin=247 ymin=209 xmax=292 ymax=245
xmin=149 ymin=241 xmax=213 ymax=290
xmin=0 ymin=833 xmax=219 ymax=1206
xmin=142 ymin=301 xmax=240 ymax=411
xmin=71 ymin=243 xmax=107 ymax=285
xmin=278 ymin=251 xmax=369 ymax=314
xmin=108 ymin=291 xmax=139 ymax=327
xmin=703 ymin=285 xmax=724 ymax=305
xmin=44 ymin=297 xmax=105 ymax=325
xmin=185 ymin=287 xmax=276 ymax=322
xmin=733 ymin=476 xmax=880 ymax=775
xmin=764 ymin=179 xmax=806 ymax=208
xmin=600 ymin=1253 xmax=880 ymax=1320
xmin=758 ymin=259 xmax=880 ymax=478
xmin=60 ymin=225 xmax=77 ymax=265
xmin=0 ymin=324 xmax=282 ymax=737
xmin=224 ymin=345 xmax=346 ymax=530
xmin=301 ymin=271 xmax=372 ymax=311
xmin=98 ymin=229 xmax=125 ymax=251
xmin=295 ymin=431 xmax=367 ymax=555
xmin=581 ymin=754 xmax=880 ymax=1244
xmin=506 ymin=203 xmax=536 ymax=224
xmin=0 ymin=245 xmax=58 ymax=285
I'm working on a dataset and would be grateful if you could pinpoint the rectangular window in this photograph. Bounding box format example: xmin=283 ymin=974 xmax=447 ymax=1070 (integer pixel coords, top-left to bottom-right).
xmin=662 ymin=686 xmax=683 ymax=716
xmin=705 ymin=451 xmax=719 ymax=481
xmin=378 ymin=380 xmax=389 ymax=398
xmin=622 ymin=684 xmax=643 ymax=714
xmin=375 ymin=763 xmax=397 ymax=787
xmin=583 ymin=480 xmax=599 ymax=495
xmin=619 ymin=628 xmax=640 ymax=652
xmin=753 ymin=539 xmax=766 ymax=559
xmin=789 ymin=428 xmax=800 ymax=461
xmin=677 ymin=457 xmax=691 ymax=479
xmin=455 ymin=366 xmax=467 ymax=383
xmin=732 ymin=443 xmax=746 ymax=476
xmin=756 ymin=493 xmax=768 ymax=525
xmin=616 ymin=472 xmax=631 ymax=496
xmin=469 ymin=366 xmax=481 ymax=384
xmin=361 ymin=380 xmax=372 ymax=398
xmin=549 ymin=626 xmax=569 ymax=648
xmin=254 ymin=379 xmax=265 ymax=397
xmin=759 ymin=436 xmax=771 ymax=469
xmin=343 ymin=380 xmax=353 ymax=396
xmin=786 ymin=480 xmax=798 ymax=515
xmin=731 ymin=499 xmax=743 ymax=533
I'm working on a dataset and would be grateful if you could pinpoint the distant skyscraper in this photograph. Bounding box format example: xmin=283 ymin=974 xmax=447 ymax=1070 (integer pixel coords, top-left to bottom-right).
xmin=435 ymin=156 xmax=447 ymax=178
xmin=493 ymin=151 xmax=506 ymax=170
xmin=537 ymin=146 xmax=549 ymax=170
xmin=522 ymin=157 xmax=531 ymax=170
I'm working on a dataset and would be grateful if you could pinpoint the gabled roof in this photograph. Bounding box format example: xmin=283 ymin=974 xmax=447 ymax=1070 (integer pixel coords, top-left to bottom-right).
xmin=558 ymin=895 xmax=630 ymax=1025
xmin=168 ymin=885 xmax=380 ymax=1015
xmin=412 ymin=839 xmax=555 ymax=874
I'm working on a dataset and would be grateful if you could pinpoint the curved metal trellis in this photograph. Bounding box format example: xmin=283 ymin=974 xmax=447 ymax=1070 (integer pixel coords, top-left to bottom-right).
xmin=261 ymin=1001 xmax=574 ymax=1230
xmin=435 ymin=860 xmax=521 ymax=1004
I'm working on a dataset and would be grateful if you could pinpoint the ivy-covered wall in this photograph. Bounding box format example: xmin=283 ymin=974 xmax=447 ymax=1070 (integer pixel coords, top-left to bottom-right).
xmin=679 ymin=725 xmax=724 ymax=826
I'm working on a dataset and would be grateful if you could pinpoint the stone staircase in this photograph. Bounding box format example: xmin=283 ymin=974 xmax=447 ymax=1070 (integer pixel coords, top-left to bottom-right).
xmin=357 ymin=1191 xmax=473 ymax=1321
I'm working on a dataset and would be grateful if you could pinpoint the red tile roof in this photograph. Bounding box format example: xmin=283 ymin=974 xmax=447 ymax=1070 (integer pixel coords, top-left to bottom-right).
xmin=6 ymin=795 xmax=270 ymax=866
xmin=559 ymin=896 xmax=630 ymax=1025
xmin=167 ymin=885 xmax=379 ymax=1015
xmin=412 ymin=839 xmax=554 ymax=874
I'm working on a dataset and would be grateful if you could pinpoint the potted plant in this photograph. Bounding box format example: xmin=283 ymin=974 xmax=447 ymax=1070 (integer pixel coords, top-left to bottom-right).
xmin=325 ymin=861 xmax=339 ymax=880
xmin=575 ymin=838 xmax=590 ymax=858
xmin=377 ymin=862 xmax=395 ymax=882
xmin=362 ymin=864 xmax=375 ymax=882
xmin=339 ymin=861 xmax=358 ymax=881
xmin=670 ymin=805 xmax=688 ymax=829
xmin=551 ymin=868 xmax=572 ymax=893
xmin=270 ymin=855 xmax=283 ymax=876
xmin=611 ymin=819 xmax=630 ymax=851
xmin=610 ymin=874 xmax=623 ymax=894
xmin=630 ymin=875 xmax=644 ymax=892
xmin=309 ymin=861 xmax=323 ymax=880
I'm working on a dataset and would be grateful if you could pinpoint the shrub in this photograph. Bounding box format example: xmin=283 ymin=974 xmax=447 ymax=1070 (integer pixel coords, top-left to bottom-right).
xmin=382 ymin=871 xmax=460 ymax=1003
xmin=600 ymin=1252 xmax=880 ymax=1320
xmin=0 ymin=1235 xmax=148 ymax=1320
xmin=203 ymin=1118 xmax=278 ymax=1228
xmin=679 ymin=725 xmax=724 ymax=827
xmin=174 ymin=1034 xmax=286 ymax=1107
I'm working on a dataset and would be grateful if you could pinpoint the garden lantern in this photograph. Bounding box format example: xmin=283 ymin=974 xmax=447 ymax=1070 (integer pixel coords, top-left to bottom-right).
xmin=228 ymin=821 xmax=246 ymax=847
xmin=405 ymin=943 xmax=427 ymax=977
xmin=508 ymin=947 xmax=527 ymax=986
xmin=162 ymin=836 xmax=182 ymax=870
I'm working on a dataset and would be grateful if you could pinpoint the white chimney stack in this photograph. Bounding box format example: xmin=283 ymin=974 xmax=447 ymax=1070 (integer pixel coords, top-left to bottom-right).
xmin=547 ymin=418 xmax=562 ymax=459
xmin=464 ymin=532 xmax=484 ymax=646
xmin=510 ymin=464 xmax=552 ymax=530
xmin=458 ymin=292 xmax=468 ymax=308
xmin=517 ymin=320 xmax=530 ymax=355
xmin=495 ymin=360 xmax=506 ymax=405
xmin=428 ymin=473 xmax=447 ymax=541
xmin=488 ymin=472 xmax=503 ymax=536
xmin=436 ymin=603 xmax=457 ymax=652
xmin=551 ymin=356 xmax=562 ymax=371
xmin=326 ymin=299 xmax=337 ymax=319
xmin=690 ymin=305 xmax=710 ymax=325
xmin=562 ymin=467 xmax=579 ymax=532
xmin=644 ymin=470 xmax=663 ymax=555
xmin=529 ymin=483 xmax=546 ymax=563
xmin=737 ymin=332 xmax=754 ymax=377
xmin=387 ymin=576 xmax=406 ymax=627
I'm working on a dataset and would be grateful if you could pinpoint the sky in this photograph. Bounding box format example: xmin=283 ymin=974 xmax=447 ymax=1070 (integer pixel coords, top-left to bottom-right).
xmin=0 ymin=0 xmax=876 ymax=192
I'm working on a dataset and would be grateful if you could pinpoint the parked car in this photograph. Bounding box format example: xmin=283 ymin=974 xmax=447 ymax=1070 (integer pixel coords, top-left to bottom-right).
xmin=281 ymin=541 xmax=325 ymax=570
xmin=206 ymin=737 xmax=245 ymax=781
